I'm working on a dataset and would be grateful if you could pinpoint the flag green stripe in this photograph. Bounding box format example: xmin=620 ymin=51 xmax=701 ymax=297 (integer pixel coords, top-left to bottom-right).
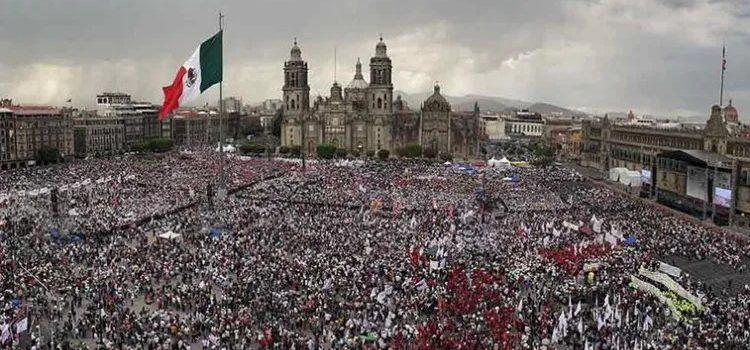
xmin=199 ymin=30 xmax=223 ymax=92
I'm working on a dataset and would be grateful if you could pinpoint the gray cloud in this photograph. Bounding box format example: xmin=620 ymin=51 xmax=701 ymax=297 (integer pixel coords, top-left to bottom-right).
xmin=0 ymin=0 xmax=748 ymax=118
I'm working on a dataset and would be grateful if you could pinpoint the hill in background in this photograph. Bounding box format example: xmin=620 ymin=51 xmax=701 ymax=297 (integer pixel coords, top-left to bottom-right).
xmin=394 ymin=90 xmax=584 ymax=116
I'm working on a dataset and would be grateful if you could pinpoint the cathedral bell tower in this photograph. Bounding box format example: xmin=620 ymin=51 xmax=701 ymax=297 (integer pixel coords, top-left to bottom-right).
xmin=283 ymin=39 xmax=310 ymax=116
xmin=368 ymin=36 xmax=393 ymax=115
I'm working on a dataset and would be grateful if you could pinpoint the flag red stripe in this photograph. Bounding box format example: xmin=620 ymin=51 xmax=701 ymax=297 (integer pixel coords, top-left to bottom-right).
xmin=159 ymin=66 xmax=187 ymax=120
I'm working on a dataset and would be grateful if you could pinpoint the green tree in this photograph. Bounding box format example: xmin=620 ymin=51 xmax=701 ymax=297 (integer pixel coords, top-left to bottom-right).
xmin=316 ymin=144 xmax=337 ymax=159
xmin=377 ymin=149 xmax=390 ymax=160
xmin=240 ymin=143 xmax=266 ymax=155
xmin=271 ymin=109 xmax=283 ymax=138
xmin=423 ymin=147 xmax=437 ymax=159
xmin=439 ymin=152 xmax=453 ymax=162
xmin=148 ymin=138 xmax=174 ymax=153
xmin=290 ymin=145 xmax=302 ymax=158
xmin=35 ymin=146 xmax=61 ymax=165
xmin=334 ymin=148 xmax=347 ymax=159
xmin=403 ymin=144 xmax=423 ymax=158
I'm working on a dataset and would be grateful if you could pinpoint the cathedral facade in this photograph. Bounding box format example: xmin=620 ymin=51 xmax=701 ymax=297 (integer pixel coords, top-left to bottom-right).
xmin=280 ymin=38 xmax=481 ymax=158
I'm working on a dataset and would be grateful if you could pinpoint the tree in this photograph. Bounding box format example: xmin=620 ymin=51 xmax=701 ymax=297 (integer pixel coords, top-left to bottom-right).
xmin=423 ymin=147 xmax=437 ymax=159
xmin=439 ymin=152 xmax=453 ymax=162
xmin=240 ymin=143 xmax=266 ymax=155
xmin=366 ymin=150 xmax=375 ymax=158
xmin=334 ymin=148 xmax=347 ymax=159
xmin=377 ymin=149 xmax=390 ymax=160
xmin=132 ymin=138 xmax=173 ymax=154
xmin=290 ymin=145 xmax=302 ymax=158
xmin=279 ymin=146 xmax=290 ymax=155
xmin=316 ymin=144 xmax=336 ymax=159
xmin=36 ymin=146 xmax=61 ymax=165
xmin=271 ymin=108 xmax=283 ymax=138
xmin=402 ymin=144 xmax=423 ymax=158
xmin=149 ymin=138 xmax=174 ymax=153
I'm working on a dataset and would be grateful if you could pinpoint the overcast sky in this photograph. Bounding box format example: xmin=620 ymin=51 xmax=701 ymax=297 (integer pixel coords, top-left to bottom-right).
xmin=0 ymin=0 xmax=748 ymax=118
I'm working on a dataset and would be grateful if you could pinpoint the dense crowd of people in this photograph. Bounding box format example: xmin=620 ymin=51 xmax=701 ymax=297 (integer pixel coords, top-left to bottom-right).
xmin=2 ymin=152 xmax=750 ymax=349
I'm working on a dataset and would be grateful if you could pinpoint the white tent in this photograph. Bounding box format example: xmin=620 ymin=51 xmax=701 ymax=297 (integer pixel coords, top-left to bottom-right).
xmin=609 ymin=167 xmax=628 ymax=182
xmin=215 ymin=143 xmax=236 ymax=153
xmin=158 ymin=231 xmax=182 ymax=240
xmin=488 ymin=157 xmax=512 ymax=168
xmin=618 ymin=170 xmax=642 ymax=187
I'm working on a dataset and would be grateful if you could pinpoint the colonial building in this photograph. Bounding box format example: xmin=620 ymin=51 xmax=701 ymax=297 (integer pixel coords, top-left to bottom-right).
xmin=95 ymin=92 xmax=170 ymax=149
xmin=580 ymin=103 xmax=750 ymax=226
xmin=504 ymin=109 xmax=544 ymax=139
xmin=0 ymin=99 xmax=74 ymax=170
xmin=170 ymin=109 xmax=237 ymax=146
xmin=280 ymin=38 xmax=481 ymax=158
xmin=72 ymin=110 xmax=125 ymax=157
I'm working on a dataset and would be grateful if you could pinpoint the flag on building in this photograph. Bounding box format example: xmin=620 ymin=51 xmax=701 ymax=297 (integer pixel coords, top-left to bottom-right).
xmin=159 ymin=31 xmax=223 ymax=120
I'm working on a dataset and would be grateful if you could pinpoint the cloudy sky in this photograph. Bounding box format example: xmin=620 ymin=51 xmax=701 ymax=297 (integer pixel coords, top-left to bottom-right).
xmin=0 ymin=0 xmax=748 ymax=118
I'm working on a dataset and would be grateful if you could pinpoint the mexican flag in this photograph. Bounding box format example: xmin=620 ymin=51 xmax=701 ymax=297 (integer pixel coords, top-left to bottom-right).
xmin=159 ymin=31 xmax=223 ymax=120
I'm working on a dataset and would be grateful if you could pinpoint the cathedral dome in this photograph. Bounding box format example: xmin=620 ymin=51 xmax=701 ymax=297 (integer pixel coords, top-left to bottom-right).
xmin=724 ymin=100 xmax=739 ymax=123
xmin=347 ymin=58 xmax=368 ymax=89
xmin=422 ymin=84 xmax=451 ymax=112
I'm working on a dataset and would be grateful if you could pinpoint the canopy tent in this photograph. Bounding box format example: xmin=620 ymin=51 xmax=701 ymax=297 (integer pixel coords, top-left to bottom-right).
xmin=609 ymin=167 xmax=642 ymax=187
xmin=487 ymin=157 xmax=512 ymax=168
xmin=158 ymin=231 xmax=182 ymax=240
xmin=216 ymin=143 xmax=236 ymax=153
xmin=624 ymin=235 xmax=638 ymax=246
xmin=210 ymin=227 xmax=225 ymax=238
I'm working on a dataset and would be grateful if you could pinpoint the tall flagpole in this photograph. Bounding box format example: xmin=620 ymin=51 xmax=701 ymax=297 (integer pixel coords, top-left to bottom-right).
xmin=217 ymin=11 xmax=226 ymax=201
xmin=720 ymin=42 xmax=726 ymax=106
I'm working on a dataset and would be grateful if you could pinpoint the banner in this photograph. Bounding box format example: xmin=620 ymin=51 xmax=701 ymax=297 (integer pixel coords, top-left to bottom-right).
xmin=714 ymin=187 xmax=732 ymax=208
xmin=686 ymin=166 xmax=707 ymax=201
xmin=641 ymin=169 xmax=652 ymax=185
xmin=629 ymin=275 xmax=680 ymax=320
xmin=563 ymin=221 xmax=580 ymax=231
xmin=14 ymin=318 xmax=27 ymax=333
xmin=639 ymin=268 xmax=703 ymax=310
xmin=658 ymin=261 xmax=682 ymax=278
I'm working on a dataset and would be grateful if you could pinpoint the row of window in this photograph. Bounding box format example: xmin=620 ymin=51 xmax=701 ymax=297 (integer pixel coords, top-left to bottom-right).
xmin=507 ymin=123 xmax=543 ymax=134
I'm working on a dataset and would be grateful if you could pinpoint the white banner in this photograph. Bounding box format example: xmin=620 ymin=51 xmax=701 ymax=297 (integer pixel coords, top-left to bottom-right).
xmin=639 ymin=268 xmax=703 ymax=310
xmin=686 ymin=166 xmax=707 ymax=201
xmin=658 ymin=261 xmax=682 ymax=278
xmin=15 ymin=318 xmax=28 ymax=333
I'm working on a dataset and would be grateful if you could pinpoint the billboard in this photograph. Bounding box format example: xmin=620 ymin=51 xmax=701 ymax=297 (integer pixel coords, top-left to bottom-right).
xmin=714 ymin=187 xmax=732 ymax=207
xmin=641 ymin=169 xmax=652 ymax=185
xmin=686 ymin=166 xmax=707 ymax=201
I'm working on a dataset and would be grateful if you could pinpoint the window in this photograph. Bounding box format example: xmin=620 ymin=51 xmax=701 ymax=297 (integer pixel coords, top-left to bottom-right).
xmin=291 ymin=100 xmax=295 ymax=110
xmin=377 ymin=98 xmax=382 ymax=109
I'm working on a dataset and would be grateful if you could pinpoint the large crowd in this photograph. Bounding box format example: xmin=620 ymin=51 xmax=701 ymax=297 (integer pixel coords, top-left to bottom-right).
xmin=2 ymin=152 xmax=750 ymax=349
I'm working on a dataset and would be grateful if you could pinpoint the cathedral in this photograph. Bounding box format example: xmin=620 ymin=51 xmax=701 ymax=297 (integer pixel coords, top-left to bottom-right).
xmin=280 ymin=37 xmax=481 ymax=158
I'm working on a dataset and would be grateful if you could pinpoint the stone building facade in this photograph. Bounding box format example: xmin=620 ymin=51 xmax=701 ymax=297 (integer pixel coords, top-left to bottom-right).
xmin=579 ymin=103 xmax=750 ymax=225
xmin=72 ymin=111 xmax=125 ymax=157
xmin=0 ymin=99 xmax=74 ymax=170
xmin=280 ymin=38 xmax=481 ymax=158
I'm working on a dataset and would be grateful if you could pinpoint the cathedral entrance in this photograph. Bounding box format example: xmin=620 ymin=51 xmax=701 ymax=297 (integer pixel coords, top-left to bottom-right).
xmin=308 ymin=140 xmax=315 ymax=155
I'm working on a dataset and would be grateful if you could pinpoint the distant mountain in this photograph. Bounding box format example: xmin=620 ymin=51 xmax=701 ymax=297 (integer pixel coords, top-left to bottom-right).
xmin=394 ymin=90 xmax=584 ymax=116
xmin=526 ymin=103 xmax=582 ymax=116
